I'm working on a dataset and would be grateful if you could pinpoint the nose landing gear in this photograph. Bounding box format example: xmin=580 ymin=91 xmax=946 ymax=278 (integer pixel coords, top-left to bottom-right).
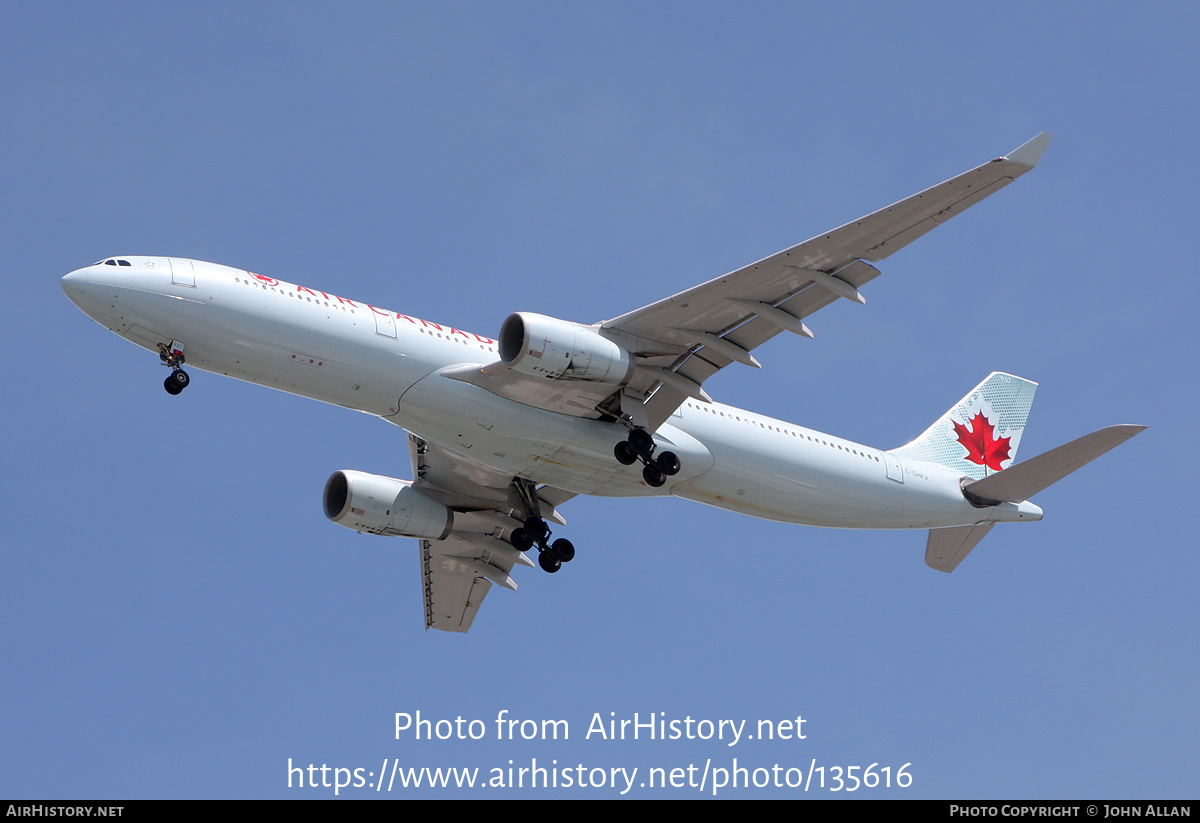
xmin=614 ymin=427 xmax=680 ymax=487
xmin=158 ymin=340 xmax=190 ymax=396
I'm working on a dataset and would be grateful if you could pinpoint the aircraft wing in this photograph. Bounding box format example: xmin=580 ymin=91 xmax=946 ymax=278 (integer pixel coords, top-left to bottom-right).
xmin=407 ymin=434 xmax=574 ymax=632
xmin=600 ymin=133 xmax=1052 ymax=430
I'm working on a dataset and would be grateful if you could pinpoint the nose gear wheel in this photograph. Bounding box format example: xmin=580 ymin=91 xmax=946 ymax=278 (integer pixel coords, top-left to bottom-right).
xmin=164 ymin=369 xmax=190 ymax=395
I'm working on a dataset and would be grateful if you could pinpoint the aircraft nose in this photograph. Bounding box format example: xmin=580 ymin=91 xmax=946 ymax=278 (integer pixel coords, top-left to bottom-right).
xmin=61 ymin=264 xmax=107 ymax=314
xmin=61 ymin=267 xmax=90 ymax=302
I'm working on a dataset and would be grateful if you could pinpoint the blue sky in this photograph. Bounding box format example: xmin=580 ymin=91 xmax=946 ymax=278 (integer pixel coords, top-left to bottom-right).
xmin=2 ymin=2 xmax=1195 ymax=798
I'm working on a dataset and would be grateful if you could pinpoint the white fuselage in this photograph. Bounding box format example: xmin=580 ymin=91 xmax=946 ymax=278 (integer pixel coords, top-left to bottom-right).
xmin=61 ymin=257 xmax=1041 ymax=531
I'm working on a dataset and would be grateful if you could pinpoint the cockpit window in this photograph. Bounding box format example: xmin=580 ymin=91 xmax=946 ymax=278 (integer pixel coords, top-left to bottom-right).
xmin=104 ymin=259 xmax=116 ymax=265
xmin=117 ymin=260 xmax=131 ymax=266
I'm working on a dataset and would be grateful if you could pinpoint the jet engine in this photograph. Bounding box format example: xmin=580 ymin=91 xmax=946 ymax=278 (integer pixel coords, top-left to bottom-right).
xmin=499 ymin=312 xmax=635 ymax=384
xmin=323 ymin=470 xmax=453 ymax=540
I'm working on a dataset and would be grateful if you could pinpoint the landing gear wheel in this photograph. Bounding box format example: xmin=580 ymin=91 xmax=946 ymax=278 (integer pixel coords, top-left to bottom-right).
xmin=655 ymin=451 xmax=681 ymax=476
xmin=538 ymin=552 xmax=562 ymax=573
xmin=524 ymin=517 xmax=549 ymax=542
xmin=510 ymin=528 xmax=534 ymax=552
xmin=164 ymin=371 xmax=189 ymax=395
xmin=550 ymin=538 xmax=575 ymax=563
xmin=618 ymin=427 xmax=684 ymax=476
xmin=643 ymin=464 xmax=666 ymax=487
xmin=164 ymin=369 xmax=190 ymax=395
xmin=628 ymin=427 xmax=654 ymax=456
xmin=614 ymin=441 xmax=638 ymax=465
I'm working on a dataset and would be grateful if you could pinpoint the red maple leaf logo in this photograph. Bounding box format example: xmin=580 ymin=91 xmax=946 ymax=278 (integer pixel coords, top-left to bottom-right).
xmin=953 ymin=410 xmax=1012 ymax=472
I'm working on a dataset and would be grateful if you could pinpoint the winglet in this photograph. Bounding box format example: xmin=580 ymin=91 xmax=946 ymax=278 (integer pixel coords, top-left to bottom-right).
xmin=1005 ymin=132 xmax=1053 ymax=169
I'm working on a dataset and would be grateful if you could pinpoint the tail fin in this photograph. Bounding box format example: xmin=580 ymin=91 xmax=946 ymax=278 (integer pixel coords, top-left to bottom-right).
xmin=891 ymin=372 xmax=1038 ymax=480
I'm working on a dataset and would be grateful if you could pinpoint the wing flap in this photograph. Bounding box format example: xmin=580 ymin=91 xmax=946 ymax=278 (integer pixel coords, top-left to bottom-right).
xmin=422 ymin=531 xmax=537 ymax=632
xmin=421 ymin=536 xmax=494 ymax=632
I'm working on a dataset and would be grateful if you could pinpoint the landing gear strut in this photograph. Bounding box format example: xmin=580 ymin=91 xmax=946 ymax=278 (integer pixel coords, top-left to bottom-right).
xmin=159 ymin=341 xmax=191 ymax=396
xmin=614 ymin=427 xmax=680 ymax=487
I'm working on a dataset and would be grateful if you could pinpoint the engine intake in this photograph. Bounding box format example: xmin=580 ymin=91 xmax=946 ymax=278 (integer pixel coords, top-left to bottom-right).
xmin=499 ymin=312 xmax=634 ymax=385
xmin=323 ymin=470 xmax=453 ymax=540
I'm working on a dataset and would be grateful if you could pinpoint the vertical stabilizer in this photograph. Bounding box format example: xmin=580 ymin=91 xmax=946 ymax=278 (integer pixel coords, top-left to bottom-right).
xmin=891 ymin=372 xmax=1038 ymax=480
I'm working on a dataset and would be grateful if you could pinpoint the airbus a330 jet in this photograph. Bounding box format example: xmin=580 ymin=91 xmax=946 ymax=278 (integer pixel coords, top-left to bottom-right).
xmin=62 ymin=133 xmax=1144 ymax=632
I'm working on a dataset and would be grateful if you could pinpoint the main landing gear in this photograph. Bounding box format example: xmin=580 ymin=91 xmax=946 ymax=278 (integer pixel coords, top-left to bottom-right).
xmin=506 ymin=476 xmax=576 ymax=574
xmin=159 ymin=341 xmax=190 ymax=396
xmin=509 ymin=517 xmax=575 ymax=574
xmin=614 ymin=427 xmax=680 ymax=487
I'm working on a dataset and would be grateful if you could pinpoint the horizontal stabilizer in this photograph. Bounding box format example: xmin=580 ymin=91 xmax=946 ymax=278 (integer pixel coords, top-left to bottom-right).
xmin=926 ymin=523 xmax=995 ymax=573
xmin=964 ymin=425 xmax=1147 ymax=504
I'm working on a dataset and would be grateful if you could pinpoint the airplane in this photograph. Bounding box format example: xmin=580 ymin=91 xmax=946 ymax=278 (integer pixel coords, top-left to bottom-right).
xmin=61 ymin=132 xmax=1145 ymax=633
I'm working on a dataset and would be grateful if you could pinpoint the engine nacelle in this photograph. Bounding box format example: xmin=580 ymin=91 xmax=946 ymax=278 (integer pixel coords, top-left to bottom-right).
xmin=499 ymin=312 xmax=635 ymax=384
xmin=323 ymin=470 xmax=453 ymax=540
